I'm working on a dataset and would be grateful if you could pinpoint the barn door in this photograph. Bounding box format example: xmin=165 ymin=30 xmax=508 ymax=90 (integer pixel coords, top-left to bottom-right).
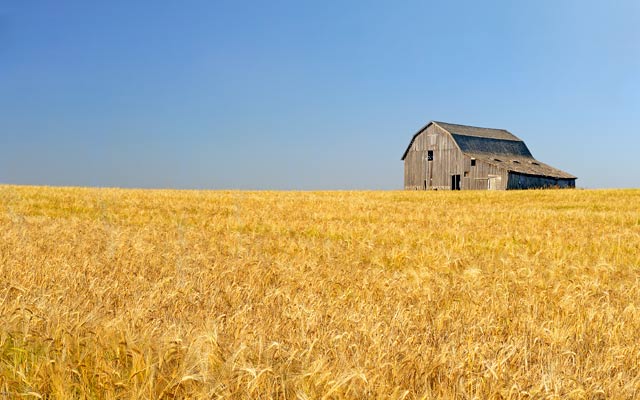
xmin=488 ymin=175 xmax=501 ymax=190
xmin=451 ymin=175 xmax=461 ymax=190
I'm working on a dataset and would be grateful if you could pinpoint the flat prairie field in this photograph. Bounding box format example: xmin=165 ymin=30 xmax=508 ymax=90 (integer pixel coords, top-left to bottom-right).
xmin=1 ymin=186 xmax=640 ymax=399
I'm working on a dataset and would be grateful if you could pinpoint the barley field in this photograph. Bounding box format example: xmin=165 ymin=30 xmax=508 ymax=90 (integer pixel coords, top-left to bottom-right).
xmin=1 ymin=185 xmax=639 ymax=399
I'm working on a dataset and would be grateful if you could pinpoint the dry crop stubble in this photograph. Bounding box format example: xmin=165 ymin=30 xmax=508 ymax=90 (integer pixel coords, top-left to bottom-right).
xmin=1 ymin=185 xmax=640 ymax=398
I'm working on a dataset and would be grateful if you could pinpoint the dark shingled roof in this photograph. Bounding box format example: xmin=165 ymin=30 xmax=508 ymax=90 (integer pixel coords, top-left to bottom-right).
xmin=470 ymin=154 xmax=576 ymax=179
xmin=434 ymin=121 xmax=522 ymax=142
xmin=450 ymin=134 xmax=533 ymax=158
xmin=401 ymin=121 xmax=576 ymax=180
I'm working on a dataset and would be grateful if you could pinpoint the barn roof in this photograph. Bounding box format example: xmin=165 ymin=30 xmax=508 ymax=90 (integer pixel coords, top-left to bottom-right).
xmin=401 ymin=121 xmax=576 ymax=179
xmin=434 ymin=121 xmax=522 ymax=141
xmin=450 ymin=134 xmax=533 ymax=158
xmin=470 ymin=154 xmax=576 ymax=179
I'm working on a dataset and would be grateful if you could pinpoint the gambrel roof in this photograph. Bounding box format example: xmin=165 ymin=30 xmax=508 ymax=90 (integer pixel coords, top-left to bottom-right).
xmin=401 ymin=121 xmax=576 ymax=179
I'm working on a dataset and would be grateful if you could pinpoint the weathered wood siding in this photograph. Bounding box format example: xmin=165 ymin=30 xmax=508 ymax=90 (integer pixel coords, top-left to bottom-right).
xmin=404 ymin=125 xmax=509 ymax=190
xmin=404 ymin=124 xmax=464 ymax=190
xmin=462 ymin=156 xmax=509 ymax=190
xmin=507 ymin=173 xmax=576 ymax=189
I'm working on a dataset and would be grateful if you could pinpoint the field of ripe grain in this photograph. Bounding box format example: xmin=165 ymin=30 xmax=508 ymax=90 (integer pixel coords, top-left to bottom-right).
xmin=1 ymin=185 xmax=640 ymax=399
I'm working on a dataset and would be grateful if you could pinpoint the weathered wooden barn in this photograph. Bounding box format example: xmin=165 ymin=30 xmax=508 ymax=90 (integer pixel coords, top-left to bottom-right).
xmin=402 ymin=121 xmax=576 ymax=190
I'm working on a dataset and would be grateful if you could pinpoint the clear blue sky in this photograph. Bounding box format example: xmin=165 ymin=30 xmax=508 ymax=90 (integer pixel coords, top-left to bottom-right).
xmin=1 ymin=1 xmax=638 ymax=189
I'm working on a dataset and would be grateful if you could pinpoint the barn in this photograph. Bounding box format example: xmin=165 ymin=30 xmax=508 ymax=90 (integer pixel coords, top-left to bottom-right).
xmin=402 ymin=121 xmax=577 ymax=190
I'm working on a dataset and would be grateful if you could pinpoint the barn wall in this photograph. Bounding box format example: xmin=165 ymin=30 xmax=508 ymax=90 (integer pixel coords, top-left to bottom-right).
xmin=507 ymin=173 xmax=576 ymax=189
xmin=461 ymin=157 xmax=509 ymax=190
xmin=404 ymin=124 xmax=466 ymax=190
xmin=403 ymin=142 xmax=425 ymax=189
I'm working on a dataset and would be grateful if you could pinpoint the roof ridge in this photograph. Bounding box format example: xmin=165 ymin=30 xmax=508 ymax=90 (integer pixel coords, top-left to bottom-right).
xmin=433 ymin=120 xmax=509 ymax=132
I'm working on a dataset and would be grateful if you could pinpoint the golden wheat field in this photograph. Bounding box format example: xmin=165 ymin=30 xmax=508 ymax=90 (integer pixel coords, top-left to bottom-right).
xmin=1 ymin=185 xmax=640 ymax=399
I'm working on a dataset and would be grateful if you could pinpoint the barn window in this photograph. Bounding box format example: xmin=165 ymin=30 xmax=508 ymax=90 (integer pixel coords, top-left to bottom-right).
xmin=464 ymin=171 xmax=469 ymax=177
xmin=530 ymin=161 xmax=540 ymax=166
xmin=512 ymin=160 xmax=520 ymax=164
xmin=470 ymin=159 xmax=476 ymax=166
xmin=427 ymin=150 xmax=433 ymax=161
